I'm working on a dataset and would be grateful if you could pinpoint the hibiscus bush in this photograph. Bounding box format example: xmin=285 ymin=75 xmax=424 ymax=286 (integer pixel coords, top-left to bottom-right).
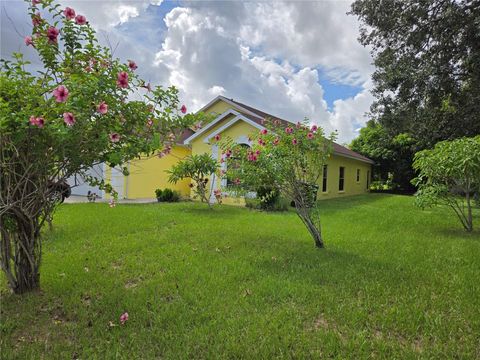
xmin=0 ymin=0 xmax=204 ymax=293
xmin=220 ymin=120 xmax=336 ymax=248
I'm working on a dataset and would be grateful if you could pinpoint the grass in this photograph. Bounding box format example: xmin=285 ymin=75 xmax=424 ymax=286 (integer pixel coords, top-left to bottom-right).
xmin=1 ymin=194 xmax=479 ymax=359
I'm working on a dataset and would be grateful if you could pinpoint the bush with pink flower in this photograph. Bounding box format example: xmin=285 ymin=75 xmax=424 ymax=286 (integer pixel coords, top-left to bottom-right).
xmin=0 ymin=0 xmax=206 ymax=294
xmin=221 ymin=120 xmax=336 ymax=248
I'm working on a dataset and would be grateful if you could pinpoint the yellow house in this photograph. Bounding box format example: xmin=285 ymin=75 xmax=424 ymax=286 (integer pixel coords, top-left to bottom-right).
xmin=100 ymin=96 xmax=373 ymax=203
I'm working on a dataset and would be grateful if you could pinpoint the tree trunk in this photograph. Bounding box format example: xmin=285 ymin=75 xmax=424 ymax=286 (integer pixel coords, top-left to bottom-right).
xmin=0 ymin=217 xmax=41 ymax=294
xmin=13 ymin=246 xmax=40 ymax=294
xmin=466 ymin=191 xmax=473 ymax=232
xmin=295 ymin=206 xmax=324 ymax=248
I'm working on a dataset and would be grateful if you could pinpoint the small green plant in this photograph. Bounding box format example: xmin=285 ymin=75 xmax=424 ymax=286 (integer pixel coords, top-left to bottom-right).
xmin=369 ymin=173 xmax=397 ymax=191
xmin=167 ymin=153 xmax=219 ymax=207
xmin=256 ymin=186 xmax=280 ymax=210
xmin=412 ymin=136 xmax=480 ymax=232
xmin=155 ymin=188 xmax=180 ymax=202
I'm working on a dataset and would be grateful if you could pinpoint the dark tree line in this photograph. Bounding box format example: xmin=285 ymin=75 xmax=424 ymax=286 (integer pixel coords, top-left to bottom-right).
xmin=349 ymin=0 xmax=480 ymax=190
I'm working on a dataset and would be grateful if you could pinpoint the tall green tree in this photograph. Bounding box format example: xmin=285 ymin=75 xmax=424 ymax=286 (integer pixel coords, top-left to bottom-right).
xmin=350 ymin=0 xmax=480 ymax=148
xmin=350 ymin=120 xmax=416 ymax=191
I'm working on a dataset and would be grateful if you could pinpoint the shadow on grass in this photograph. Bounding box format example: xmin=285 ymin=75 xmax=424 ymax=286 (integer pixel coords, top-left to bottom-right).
xmin=432 ymin=227 xmax=480 ymax=240
xmin=315 ymin=193 xmax=400 ymax=216
xmin=254 ymin=240 xmax=418 ymax=292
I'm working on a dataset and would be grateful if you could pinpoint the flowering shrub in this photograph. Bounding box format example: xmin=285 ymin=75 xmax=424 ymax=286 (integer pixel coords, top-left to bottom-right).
xmin=0 ymin=0 xmax=205 ymax=294
xmin=221 ymin=119 xmax=335 ymax=247
xmin=167 ymin=153 xmax=219 ymax=207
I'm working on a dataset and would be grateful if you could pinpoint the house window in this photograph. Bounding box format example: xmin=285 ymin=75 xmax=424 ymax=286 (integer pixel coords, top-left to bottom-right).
xmin=356 ymin=169 xmax=360 ymax=182
xmin=226 ymin=143 xmax=250 ymax=187
xmin=322 ymin=165 xmax=328 ymax=192
xmin=339 ymin=167 xmax=345 ymax=191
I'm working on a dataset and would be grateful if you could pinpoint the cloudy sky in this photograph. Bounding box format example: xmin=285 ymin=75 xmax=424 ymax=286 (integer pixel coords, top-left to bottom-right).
xmin=1 ymin=0 xmax=374 ymax=143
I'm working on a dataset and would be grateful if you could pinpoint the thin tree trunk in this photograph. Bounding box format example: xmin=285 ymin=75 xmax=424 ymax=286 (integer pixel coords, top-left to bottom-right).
xmin=296 ymin=206 xmax=324 ymax=248
xmin=466 ymin=191 xmax=473 ymax=232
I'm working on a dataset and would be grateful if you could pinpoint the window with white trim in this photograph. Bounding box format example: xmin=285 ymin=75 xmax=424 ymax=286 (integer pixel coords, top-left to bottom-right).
xmin=226 ymin=143 xmax=250 ymax=187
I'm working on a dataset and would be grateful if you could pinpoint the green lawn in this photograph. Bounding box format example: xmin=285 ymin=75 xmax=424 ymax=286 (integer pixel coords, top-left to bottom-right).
xmin=1 ymin=194 xmax=479 ymax=359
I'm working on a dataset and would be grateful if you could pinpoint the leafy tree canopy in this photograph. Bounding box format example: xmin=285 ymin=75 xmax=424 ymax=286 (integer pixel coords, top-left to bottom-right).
xmin=350 ymin=0 xmax=480 ymax=147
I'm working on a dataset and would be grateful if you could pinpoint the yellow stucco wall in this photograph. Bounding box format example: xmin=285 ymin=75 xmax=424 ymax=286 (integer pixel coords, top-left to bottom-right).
xmin=126 ymin=146 xmax=192 ymax=199
xmin=317 ymin=155 xmax=371 ymax=200
xmin=203 ymin=99 xmax=241 ymax=117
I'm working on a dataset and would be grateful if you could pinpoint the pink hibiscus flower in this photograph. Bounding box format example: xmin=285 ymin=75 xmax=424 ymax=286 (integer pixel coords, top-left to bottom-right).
xmin=109 ymin=133 xmax=120 ymax=143
xmin=75 ymin=14 xmax=87 ymax=25
xmin=52 ymin=85 xmax=69 ymax=102
xmin=180 ymin=105 xmax=187 ymax=114
xmin=128 ymin=60 xmax=137 ymax=70
xmin=63 ymin=7 xmax=75 ymax=20
xmin=311 ymin=124 xmax=318 ymax=132
xmin=29 ymin=116 xmax=45 ymax=128
xmin=24 ymin=36 xmax=33 ymax=46
xmin=32 ymin=0 xmax=40 ymax=4
xmin=32 ymin=12 xmax=42 ymax=27
xmin=292 ymin=138 xmax=298 ymax=145
xmin=46 ymin=26 xmax=59 ymax=43
xmin=285 ymin=127 xmax=293 ymax=134
xmin=307 ymin=132 xmax=314 ymax=139
xmin=116 ymin=71 xmax=129 ymax=88
xmin=273 ymin=137 xmax=280 ymax=146
xmin=97 ymin=101 xmax=108 ymax=114
xmin=63 ymin=112 xmax=75 ymax=126
xmin=260 ymin=129 xmax=268 ymax=135
xmin=214 ymin=134 xmax=221 ymax=141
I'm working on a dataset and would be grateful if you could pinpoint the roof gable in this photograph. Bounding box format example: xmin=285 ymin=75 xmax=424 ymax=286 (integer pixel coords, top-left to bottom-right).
xmin=184 ymin=109 xmax=264 ymax=145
